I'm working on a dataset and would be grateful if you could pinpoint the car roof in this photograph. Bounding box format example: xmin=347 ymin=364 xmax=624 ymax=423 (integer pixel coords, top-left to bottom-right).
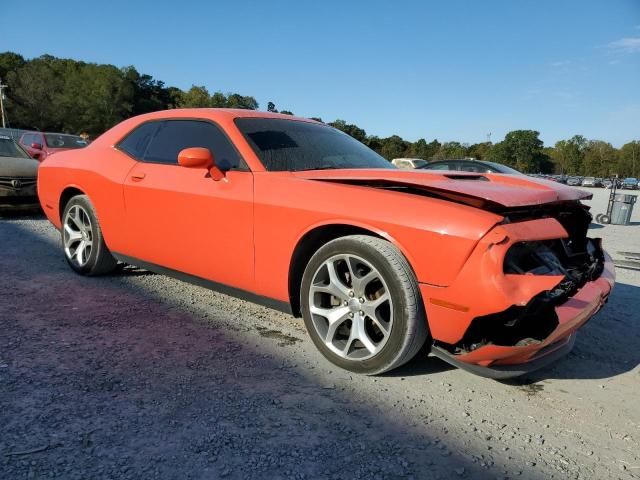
xmin=126 ymin=108 xmax=320 ymax=124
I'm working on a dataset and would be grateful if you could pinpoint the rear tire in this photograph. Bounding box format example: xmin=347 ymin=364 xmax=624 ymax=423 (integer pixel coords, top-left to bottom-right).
xmin=301 ymin=235 xmax=428 ymax=375
xmin=61 ymin=195 xmax=118 ymax=276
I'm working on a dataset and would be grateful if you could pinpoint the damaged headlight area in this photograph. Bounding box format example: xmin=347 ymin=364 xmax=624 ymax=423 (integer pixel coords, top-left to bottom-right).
xmin=457 ymin=237 xmax=605 ymax=353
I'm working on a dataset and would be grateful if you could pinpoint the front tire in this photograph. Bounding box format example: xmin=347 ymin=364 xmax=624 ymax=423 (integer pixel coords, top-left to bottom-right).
xmin=61 ymin=195 xmax=117 ymax=276
xmin=301 ymin=235 xmax=428 ymax=375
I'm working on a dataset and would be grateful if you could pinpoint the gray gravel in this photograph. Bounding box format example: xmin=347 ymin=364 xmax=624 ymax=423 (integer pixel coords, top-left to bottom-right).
xmin=1 ymin=188 xmax=639 ymax=479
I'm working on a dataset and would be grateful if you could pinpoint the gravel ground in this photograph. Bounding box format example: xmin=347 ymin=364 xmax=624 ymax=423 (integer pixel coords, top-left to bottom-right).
xmin=1 ymin=188 xmax=639 ymax=480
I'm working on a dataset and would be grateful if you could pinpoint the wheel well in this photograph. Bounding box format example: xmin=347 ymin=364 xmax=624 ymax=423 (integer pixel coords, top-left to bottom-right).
xmin=59 ymin=187 xmax=84 ymax=221
xmin=288 ymin=225 xmax=384 ymax=317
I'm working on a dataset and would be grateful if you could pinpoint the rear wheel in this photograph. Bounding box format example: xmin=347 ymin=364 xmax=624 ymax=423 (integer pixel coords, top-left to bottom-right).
xmin=301 ymin=235 xmax=428 ymax=375
xmin=61 ymin=195 xmax=117 ymax=276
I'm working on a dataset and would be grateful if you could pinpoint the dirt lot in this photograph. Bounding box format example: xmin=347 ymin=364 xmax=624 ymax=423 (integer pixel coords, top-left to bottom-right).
xmin=1 ymin=188 xmax=639 ymax=480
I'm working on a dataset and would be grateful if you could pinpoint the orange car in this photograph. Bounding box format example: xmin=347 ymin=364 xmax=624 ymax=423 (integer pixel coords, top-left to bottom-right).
xmin=37 ymin=109 xmax=614 ymax=378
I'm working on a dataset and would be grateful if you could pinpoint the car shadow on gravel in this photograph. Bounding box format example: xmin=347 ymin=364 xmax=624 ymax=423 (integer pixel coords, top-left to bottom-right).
xmin=1 ymin=220 xmax=529 ymax=480
xmin=379 ymin=345 xmax=455 ymax=378
xmin=0 ymin=209 xmax=45 ymax=220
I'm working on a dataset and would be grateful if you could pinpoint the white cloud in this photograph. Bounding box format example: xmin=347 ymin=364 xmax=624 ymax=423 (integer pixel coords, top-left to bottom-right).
xmin=607 ymin=37 xmax=640 ymax=53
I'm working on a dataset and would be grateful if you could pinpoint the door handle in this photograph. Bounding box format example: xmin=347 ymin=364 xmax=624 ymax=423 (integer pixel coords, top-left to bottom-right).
xmin=131 ymin=173 xmax=146 ymax=181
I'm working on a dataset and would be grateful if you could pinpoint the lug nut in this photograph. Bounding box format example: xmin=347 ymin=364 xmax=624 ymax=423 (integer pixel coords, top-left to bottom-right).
xmin=343 ymin=300 xmax=348 ymax=306
xmin=349 ymin=291 xmax=355 ymax=297
xmin=349 ymin=312 xmax=354 ymax=318
xmin=359 ymin=297 xmax=365 ymax=303
xmin=359 ymin=311 xmax=364 ymax=316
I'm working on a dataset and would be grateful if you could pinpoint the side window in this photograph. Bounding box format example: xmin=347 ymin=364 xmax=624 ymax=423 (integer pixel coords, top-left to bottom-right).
xmin=142 ymin=120 xmax=243 ymax=170
xmin=457 ymin=162 xmax=478 ymax=172
xmin=428 ymin=162 xmax=451 ymax=170
xmin=22 ymin=134 xmax=33 ymax=146
xmin=118 ymin=122 xmax=159 ymax=160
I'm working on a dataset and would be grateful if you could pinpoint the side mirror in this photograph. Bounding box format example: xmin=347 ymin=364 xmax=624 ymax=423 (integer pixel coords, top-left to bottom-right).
xmin=31 ymin=142 xmax=43 ymax=150
xmin=177 ymin=147 xmax=224 ymax=181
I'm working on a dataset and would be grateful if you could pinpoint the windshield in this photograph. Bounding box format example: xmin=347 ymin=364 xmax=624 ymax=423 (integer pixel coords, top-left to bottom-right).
xmin=44 ymin=134 xmax=88 ymax=149
xmin=235 ymin=118 xmax=394 ymax=172
xmin=0 ymin=137 xmax=31 ymax=159
xmin=624 ymin=178 xmax=638 ymax=182
xmin=483 ymin=161 xmax=522 ymax=174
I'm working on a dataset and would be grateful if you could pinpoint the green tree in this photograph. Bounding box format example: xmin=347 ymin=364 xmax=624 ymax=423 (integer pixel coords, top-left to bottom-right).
xmin=466 ymin=142 xmax=492 ymax=160
xmin=179 ymin=85 xmax=211 ymax=108
xmin=434 ymin=141 xmax=467 ymax=160
xmin=583 ymin=140 xmax=618 ymax=177
xmin=618 ymin=141 xmax=640 ymax=177
xmin=0 ymin=51 xmax=26 ymax=79
xmin=488 ymin=130 xmax=551 ymax=173
xmin=329 ymin=119 xmax=367 ymax=143
xmin=552 ymin=135 xmax=587 ymax=175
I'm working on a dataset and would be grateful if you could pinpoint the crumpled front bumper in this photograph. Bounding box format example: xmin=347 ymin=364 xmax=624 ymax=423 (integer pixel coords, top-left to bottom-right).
xmin=420 ymin=216 xmax=615 ymax=378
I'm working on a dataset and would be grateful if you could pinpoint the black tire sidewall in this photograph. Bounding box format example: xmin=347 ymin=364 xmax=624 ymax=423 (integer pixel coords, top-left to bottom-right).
xmin=301 ymin=237 xmax=422 ymax=374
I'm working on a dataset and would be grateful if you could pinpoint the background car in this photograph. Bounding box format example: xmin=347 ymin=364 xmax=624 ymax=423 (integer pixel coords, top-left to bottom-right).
xmin=566 ymin=176 xmax=583 ymax=186
xmin=621 ymin=177 xmax=639 ymax=190
xmin=0 ymin=135 xmax=40 ymax=211
xmin=19 ymin=131 xmax=88 ymax=161
xmin=36 ymin=109 xmax=613 ymax=379
xmin=417 ymin=159 xmax=522 ymax=174
xmin=581 ymin=177 xmax=603 ymax=188
xmin=391 ymin=158 xmax=429 ymax=169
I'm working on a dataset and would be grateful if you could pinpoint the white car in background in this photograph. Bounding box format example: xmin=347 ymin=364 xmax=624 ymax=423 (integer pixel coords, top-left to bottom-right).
xmin=391 ymin=158 xmax=429 ymax=169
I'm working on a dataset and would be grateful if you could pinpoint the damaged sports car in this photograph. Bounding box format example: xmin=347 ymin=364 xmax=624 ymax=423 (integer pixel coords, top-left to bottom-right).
xmin=36 ymin=109 xmax=614 ymax=378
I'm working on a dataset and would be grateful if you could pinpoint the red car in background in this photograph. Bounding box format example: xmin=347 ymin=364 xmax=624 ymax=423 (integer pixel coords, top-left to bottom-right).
xmin=19 ymin=131 xmax=88 ymax=161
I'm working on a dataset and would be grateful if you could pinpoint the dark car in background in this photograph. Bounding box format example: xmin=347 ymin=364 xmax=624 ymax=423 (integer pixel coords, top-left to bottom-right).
xmin=19 ymin=131 xmax=88 ymax=162
xmin=621 ymin=177 xmax=639 ymax=190
xmin=566 ymin=176 xmax=583 ymax=187
xmin=0 ymin=135 xmax=40 ymax=211
xmin=417 ymin=159 xmax=522 ymax=174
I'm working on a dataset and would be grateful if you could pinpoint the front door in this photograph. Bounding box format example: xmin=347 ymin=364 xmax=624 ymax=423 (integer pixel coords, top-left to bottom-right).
xmin=121 ymin=119 xmax=254 ymax=290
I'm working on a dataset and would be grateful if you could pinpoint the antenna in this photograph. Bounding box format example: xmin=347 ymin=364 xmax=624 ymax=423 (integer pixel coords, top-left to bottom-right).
xmin=0 ymin=78 xmax=7 ymax=128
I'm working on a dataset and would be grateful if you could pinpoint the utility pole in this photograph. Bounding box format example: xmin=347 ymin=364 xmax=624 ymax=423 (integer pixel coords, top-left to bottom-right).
xmin=0 ymin=78 xmax=7 ymax=128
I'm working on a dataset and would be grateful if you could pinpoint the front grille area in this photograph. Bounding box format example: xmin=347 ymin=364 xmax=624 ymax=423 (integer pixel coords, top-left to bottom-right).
xmin=451 ymin=202 xmax=605 ymax=353
xmin=0 ymin=176 xmax=37 ymax=190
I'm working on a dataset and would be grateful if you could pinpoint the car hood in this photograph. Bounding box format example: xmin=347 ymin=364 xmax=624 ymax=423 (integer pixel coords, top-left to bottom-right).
xmin=293 ymin=169 xmax=592 ymax=209
xmin=0 ymin=156 xmax=39 ymax=177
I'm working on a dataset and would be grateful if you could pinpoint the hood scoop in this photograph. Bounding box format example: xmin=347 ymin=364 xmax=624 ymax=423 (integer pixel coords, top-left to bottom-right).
xmin=443 ymin=174 xmax=489 ymax=181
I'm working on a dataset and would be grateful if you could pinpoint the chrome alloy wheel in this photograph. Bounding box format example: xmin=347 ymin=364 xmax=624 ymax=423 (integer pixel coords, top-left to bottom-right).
xmin=63 ymin=204 xmax=93 ymax=267
xmin=308 ymin=254 xmax=394 ymax=360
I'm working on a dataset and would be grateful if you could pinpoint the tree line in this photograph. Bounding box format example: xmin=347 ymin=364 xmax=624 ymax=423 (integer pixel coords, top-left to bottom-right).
xmin=1 ymin=52 xmax=637 ymax=177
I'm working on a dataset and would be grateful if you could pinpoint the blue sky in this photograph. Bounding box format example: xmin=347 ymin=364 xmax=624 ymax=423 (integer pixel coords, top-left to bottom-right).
xmin=1 ymin=0 xmax=639 ymax=146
